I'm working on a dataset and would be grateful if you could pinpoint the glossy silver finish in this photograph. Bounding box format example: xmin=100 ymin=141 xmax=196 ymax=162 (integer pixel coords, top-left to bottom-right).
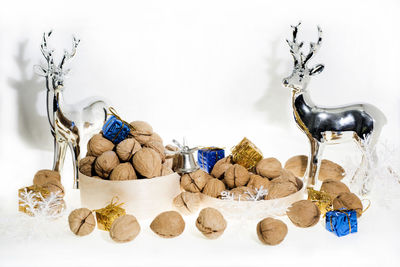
xmin=282 ymin=23 xmax=386 ymax=188
xmin=36 ymin=31 xmax=108 ymax=189
xmin=168 ymin=138 xmax=199 ymax=174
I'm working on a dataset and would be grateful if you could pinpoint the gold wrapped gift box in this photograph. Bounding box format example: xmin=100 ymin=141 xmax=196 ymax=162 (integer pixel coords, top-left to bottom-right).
xmin=231 ymin=137 xmax=263 ymax=170
xmin=95 ymin=200 xmax=126 ymax=231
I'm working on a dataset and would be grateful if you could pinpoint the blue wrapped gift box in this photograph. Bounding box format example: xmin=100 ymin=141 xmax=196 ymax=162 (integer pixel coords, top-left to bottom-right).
xmin=102 ymin=115 xmax=131 ymax=144
xmin=326 ymin=210 xmax=358 ymax=237
xmin=198 ymin=147 xmax=225 ymax=173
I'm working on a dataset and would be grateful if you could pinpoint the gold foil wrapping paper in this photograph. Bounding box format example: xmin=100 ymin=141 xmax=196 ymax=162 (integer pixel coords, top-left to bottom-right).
xmin=231 ymin=137 xmax=263 ymax=170
xmin=18 ymin=185 xmax=51 ymax=216
xmin=307 ymin=188 xmax=332 ymax=216
xmin=95 ymin=198 xmax=126 ymax=231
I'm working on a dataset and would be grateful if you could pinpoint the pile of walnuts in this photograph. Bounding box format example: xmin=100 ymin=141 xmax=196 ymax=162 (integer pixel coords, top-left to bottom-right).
xmin=79 ymin=121 xmax=174 ymax=180
xmin=180 ymin=155 xmax=345 ymax=201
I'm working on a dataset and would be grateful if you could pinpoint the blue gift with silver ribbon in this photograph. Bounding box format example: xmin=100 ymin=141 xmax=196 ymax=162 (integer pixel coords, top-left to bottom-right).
xmin=102 ymin=115 xmax=131 ymax=144
xmin=325 ymin=210 xmax=357 ymax=237
xmin=197 ymin=147 xmax=225 ymax=173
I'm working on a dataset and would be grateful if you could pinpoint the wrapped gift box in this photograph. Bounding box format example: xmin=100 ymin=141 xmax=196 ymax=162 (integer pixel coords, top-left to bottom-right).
xmin=102 ymin=115 xmax=130 ymax=144
xmin=326 ymin=209 xmax=358 ymax=237
xmin=231 ymin=137 xmax=263 ymax=170
xmin=198 ymin=147 xmax=225 ymax=173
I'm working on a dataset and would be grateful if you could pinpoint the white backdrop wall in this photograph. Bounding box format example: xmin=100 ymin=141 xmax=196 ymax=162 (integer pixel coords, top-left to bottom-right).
xmin=1 ymin=0 xmax=399 ymax=199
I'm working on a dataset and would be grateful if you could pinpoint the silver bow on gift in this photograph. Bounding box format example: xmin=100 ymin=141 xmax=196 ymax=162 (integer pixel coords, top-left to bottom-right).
xmin=167 ymin=138 xmax=199 ymax=174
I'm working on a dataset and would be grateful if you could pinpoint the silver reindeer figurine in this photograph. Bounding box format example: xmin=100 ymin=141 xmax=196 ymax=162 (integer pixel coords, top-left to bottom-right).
xmin=282 ymin=23 xmax=386 ymax=189
xmin=36 ymin=31 xmax=108 ymax=189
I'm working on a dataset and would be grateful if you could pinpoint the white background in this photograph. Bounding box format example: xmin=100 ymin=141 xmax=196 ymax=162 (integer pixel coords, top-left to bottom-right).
xmin=1 ymin=0 xmax=400 ymax=266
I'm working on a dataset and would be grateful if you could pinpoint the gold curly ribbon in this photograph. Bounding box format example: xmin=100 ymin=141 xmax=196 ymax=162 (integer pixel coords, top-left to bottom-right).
xmin=104 ymin=107 xmax=136 ymax=142
xmin=231 ymin=137 xmax=263 ymax=170
xmin=94 ymin=196 xmax=126 ymax=231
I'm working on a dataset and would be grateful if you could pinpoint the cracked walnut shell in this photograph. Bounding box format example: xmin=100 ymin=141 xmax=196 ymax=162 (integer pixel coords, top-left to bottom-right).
xmin=196 ymin=208 xmax=227 ymax=239
xmin=180 ymin=170 xmax=212 ymax=193
xmin=224 ymin=164 xmax=250 ymax=189
xmin=173 ymin=192 xmax=201 ymax=215
xmin=68 ymin=208 xmax=96 ymax=236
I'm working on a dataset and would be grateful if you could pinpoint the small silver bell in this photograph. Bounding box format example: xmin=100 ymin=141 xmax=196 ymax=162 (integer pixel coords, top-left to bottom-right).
xmin=170 ymin=138 xmax=199 ymax=174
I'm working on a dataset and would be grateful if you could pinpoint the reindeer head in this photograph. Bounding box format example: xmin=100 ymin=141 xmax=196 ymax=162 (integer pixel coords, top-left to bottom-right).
xmin=282 ymin=23 xmax=324 ymax=92
xmin=35 ymin=31 xmax=80 ymax=91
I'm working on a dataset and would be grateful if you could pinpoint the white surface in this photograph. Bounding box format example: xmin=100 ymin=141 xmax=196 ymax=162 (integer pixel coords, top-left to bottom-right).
xmin=0 ymin=0 xmax=400 ymax=266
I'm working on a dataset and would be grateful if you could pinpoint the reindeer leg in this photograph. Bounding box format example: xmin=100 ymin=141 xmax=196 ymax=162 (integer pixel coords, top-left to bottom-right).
xmin=306 ymin=138 xmax=325 ymax=188
xmin=68 ymin=139 xmax=81 ymax=189
xmin=53 ymin=139 xmax=68 ymax=173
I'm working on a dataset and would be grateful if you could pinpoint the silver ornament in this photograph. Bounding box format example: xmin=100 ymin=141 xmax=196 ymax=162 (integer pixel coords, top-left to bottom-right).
xmin=282 ymin=22 xmax=387 ymax=190
xmin=167 ymin=138 xmax=199 ymax=174
xmin=35 ymin=31 xmax=108 ymax=189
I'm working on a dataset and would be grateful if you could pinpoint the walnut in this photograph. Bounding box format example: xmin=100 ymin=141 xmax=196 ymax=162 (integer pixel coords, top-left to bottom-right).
xmin=149 ymin=132 xmax=163 ymax=144
xmin=256 ymin=157 xmax=282 ymax=179
xmin=284 ymin=155 xmax=308 ymax=178
xmin=333 ymin=192 xmax=363 ymax=217
xmin=131 ymin=148 xmax=162 ymax=178
xmin=202 ymin=178 xmax=226 ymax=198
xmin=165 ymin=145 xmax=179 ymax=170
xmin=161 ymin=164 xmax=174 ymax=176
xmin=224 ymin=164 xmax=250 ymax=189
xmin=256 ymin=217 xmax=287 ymax=245
xmin=196 ymin=208 xmax=227 ymax=239
xmin=116 ymin=138 xmax=141 ymax=162
xmin=79 ymin=156 xmax=96 ymax=177
xmin=180 ymin=169 xmax=212 ymax=193
xmin=143 ymin=140 xmax=166 ymax=162
xmin=211 ymin=157 xmax=233 ymax=179
xmin=173 ymin=192 xmax=201 ymax=215
xmin=320 ymin=179 xmax=350 ymax=200
xmin=211 ymin=161 xmax=232 ymax=179
xmin=33 ymin=169 xmax=60 ymax=185
xmin=87 ymin=134 xmax=114 ymax=157
xmin=319 ymin=160 xmax=345 ymax=181
xmin=287 ymin=200 xmax=320 ymax=227
xmin=110 ymin=163 xmax=137 ymax=180
xmin=272 ymin=169 xmax=301 ymax=190
xmin=68 ymin=208 xmax=96 ymax=236
xmin=130 ymin=121 xmax=153 ymax=144
xmin=42 ymin=180 xmax=65 ymax=197
xmin=150 ymin=211 xmax=185 ymax=238
xmin=230 ymin=186 xmax=254 ymax=201
xmin=94 ymin=151 xmax=120 ymax=178
xmin=285 ymin=155 xmax=345 ymax=181
xmin=109 ymin=214 xmax=141 ymax=243
xmin=247 ymin=173 xmax=270 ymax=190
xmin=265 ymin=182 xmax=297 ymax=200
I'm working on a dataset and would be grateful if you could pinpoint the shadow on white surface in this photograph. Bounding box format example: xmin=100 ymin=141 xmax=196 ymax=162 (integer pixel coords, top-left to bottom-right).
xmin=7 ymin=40 xmax=53 ymax=151
xmin=255 ymin=38 xmax=291 ymax=129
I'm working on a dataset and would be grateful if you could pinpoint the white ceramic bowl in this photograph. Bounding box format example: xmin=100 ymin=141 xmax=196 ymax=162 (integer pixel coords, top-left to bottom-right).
xmin=79 ymin=172 xmax=181 ymax=220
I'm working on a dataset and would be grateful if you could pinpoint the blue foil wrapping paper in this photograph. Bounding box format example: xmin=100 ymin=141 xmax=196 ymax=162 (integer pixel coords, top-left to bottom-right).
xmin=102 ymin=115 xmax=130 ymax=144
xmin=325 ymin=210 xmax=358 ymax=237
xmin=198 ymin=148 xmax=225 ymax=173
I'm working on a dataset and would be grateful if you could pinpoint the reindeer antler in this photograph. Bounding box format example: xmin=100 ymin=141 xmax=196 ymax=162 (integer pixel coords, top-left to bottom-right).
xmin=302 ymin=26 xmax=322 ymax=66
xmin=286 ymin=22 xmax=303 ymax=66
xmin=35 ymin=30 xmax=80 ymax=88
xmin=59 ymin=36 xmax=80 ymax=70
xmin=286 ymin=23 xmax=323 ymax=67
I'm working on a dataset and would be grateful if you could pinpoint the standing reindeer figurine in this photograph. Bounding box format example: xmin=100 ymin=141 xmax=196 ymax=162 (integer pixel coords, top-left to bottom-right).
xmin=36 ymin=31 xmax=108 ymax=189
xmin=282 ymin=23 xmax=386 ymax=190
